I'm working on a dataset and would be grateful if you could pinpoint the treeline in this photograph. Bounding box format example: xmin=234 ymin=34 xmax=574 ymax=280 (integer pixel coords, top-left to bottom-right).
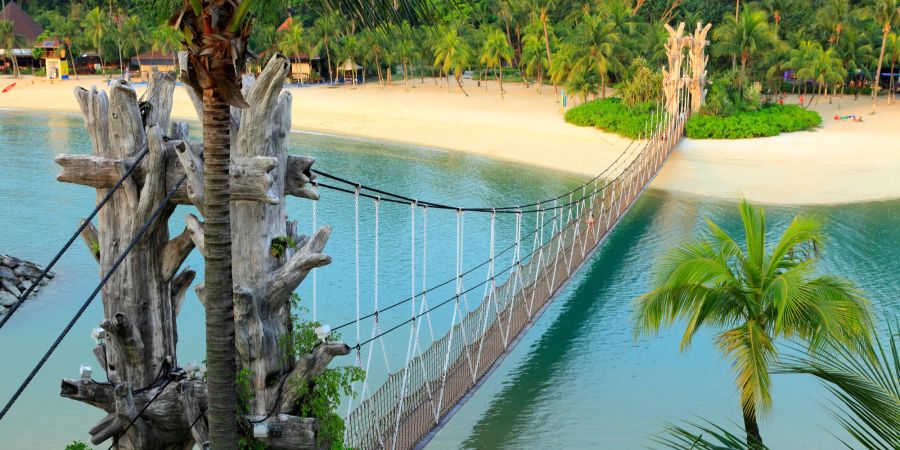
xmin=14 ymin=0 xmax=900 ymax=104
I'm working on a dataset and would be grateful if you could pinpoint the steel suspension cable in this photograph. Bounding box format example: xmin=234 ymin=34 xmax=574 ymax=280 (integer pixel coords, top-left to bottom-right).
xmin=0 ymin=173 xmax=187 ymax=422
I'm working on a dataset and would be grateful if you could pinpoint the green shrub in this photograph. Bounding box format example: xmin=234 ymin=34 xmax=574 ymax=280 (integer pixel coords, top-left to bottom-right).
xmin=619 ymin=58 xmax=662 ymax=107
xmin=686 ymin=104 xmax=822 ymax=139
xmin=65 ymin=442 xmax=89 ymax=450
xmin=564 ymin=97 xmax=661 ymax=139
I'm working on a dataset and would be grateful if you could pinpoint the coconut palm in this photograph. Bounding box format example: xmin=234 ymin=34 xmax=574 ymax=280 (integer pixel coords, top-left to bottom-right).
xmin=573 ymin=12 xmax=622 ymax=98
xmin=634 ymin=200 xmax=872 ymax=449
xmin=432 ymin=25 xmax=472 ymax=96
xmin=814 ymin=0 xmax=852 ymax=48
xmin=82 ymin=7 xmax=110 ymax=75
xmin=394 ymin=24 xmax=417 ymax=87
xmin=530 ymin=0 xmax=558 ymax=97
xmin=871 ymin=0 xmax=900 ymax=112
xmin=150 ymin=24 xmax=181 ymax=70
xmin=312 ymin=11 xmax=346 ymax=85
xmin=521 ymin=31 xmax=548 ymax=92
xmin=836 ymin=25 xmax=875 ymax=104
xmin=120 ymin=16 xmax=147 ymax=70
xmin=171 ymin=1 xmax=257 ymax=447
xmin=887 ymin=32 xmax=900 ymax=103
xmin=360 ymin=28 xmax=387 ymax=86
xmin=479 ymin=27 xmax=514 ymax=97
xmin=0 ymin=19 xmax=24 ymax=78
xmin=759 ymin=0 xmax=794 ymax=38
xmin=713 ymin=8 xmax=777 ymax=79
xmin=276 ymin=20 xmax=307 ymax=60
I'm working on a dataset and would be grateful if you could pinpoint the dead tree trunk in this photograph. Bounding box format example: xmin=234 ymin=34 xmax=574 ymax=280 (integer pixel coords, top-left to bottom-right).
xmin=57 ymin=61 xmax=347 ymax=449
xmin=687 ymin=22 xmax=712 ymax=114
xmin=663 ymin=23 xmax=687 ymax=115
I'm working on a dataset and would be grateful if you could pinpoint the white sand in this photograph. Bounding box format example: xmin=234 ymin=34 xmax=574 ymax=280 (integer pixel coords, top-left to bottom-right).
xmin=2 ymin=74 xmax=899 ymax=205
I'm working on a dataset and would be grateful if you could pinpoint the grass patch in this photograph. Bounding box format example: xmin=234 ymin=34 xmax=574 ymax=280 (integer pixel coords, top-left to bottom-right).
xmin=686 ymin=104 xmax=821 ymax=139
xmin=564 ymin=97 xmax=659 ymax=139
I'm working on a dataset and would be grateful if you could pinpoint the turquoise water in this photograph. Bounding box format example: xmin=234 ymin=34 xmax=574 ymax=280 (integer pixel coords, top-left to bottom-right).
xmin=0 ymin=110 xmax=897 ymax=449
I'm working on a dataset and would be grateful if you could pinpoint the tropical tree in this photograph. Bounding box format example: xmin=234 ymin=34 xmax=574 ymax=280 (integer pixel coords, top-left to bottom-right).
xmin=432 ymin=25 xmax=472 ymax=96
xmin=170 ymin=1 xmax=262 ymax=447
xmin=276 ymin=20 xmax=307 ymax=60
xmin=814 ymin=0 xmax=852 ymax=48
xmin=82 ymin=7 xmax=110 ymax=75
xmin=573 ymin=12 xmax=622 ymax=98
xmin=120 ymin=16 xmax=147 ymax=70
xmin=312 ymin=11 xmax=346 ymax=85
xmin=758 ymin=0 xmax=794 ymax=38
xmin=633 ymin=200 xmax=872 ymax=449
xmin=0 ymin=20 xmax=24 ymax=78
xmin=360 ymin=27 xmax=387 ymax=86
xmin=479 ymin=27 xmax=514 ymax=97
xmin=887 ymin=32 xmax=900 ymax=103
xmin=713 ymin=8 xmax=777 ymax=79
xmin=836 ymin=25 xmax=875 ymax=103
xmin=521 ymin=30 xmax=548 ymax=92
xmin=394 ymin=24 xmax=417 ymax=87
xmin=871 ymin=0 xmax=900 ymax=112
xmin=150 ymin=24 xmax=182 ymax=71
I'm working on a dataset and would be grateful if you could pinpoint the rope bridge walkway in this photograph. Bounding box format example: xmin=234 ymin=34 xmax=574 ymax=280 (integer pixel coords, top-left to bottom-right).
xmin=314 ymin=85 xmax=691 ymax=450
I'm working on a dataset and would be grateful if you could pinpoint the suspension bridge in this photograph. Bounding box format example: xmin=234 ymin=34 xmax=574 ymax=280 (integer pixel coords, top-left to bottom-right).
xmin=0 ymin=24 xmax=701 ymax=449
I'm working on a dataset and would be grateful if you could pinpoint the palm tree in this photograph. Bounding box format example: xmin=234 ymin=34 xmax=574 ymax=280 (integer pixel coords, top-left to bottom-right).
xmin=814 ymin=0 xmax=852 ymax=48
xmin=887 ymin=32 xmax=900 ymax=104
xmin=312 ymin=12 xmax=345 ymax=85
xmin=150 ymin=24 xmax=181 ymax=71
xmin=779 ymin=321 xmax=900 ymax=449
xmin=759 ymin=0 xmax=794 ymax=38
xmin=836 ymin=25 xmax=875 ymax=104
xmin=0 ymin=20 xmax=24 ymax=79
xmin=172 ymin=1 xmax=257 ymax=447
xmin=394 ymin=24 xmax=417 ymax=87
xmin=530 ymin=0 xmax=558 ymax=98
xmin=574 ymin=12 xmax=622 ymax=99
xmin=479 ymin=27 xmax=514 ymax=97
xmin=871 ymin=0 xmax=900 ymax=112
xmin=634 ymin=200 xmax=872 ymax=449
xmin=360 ymin=28 xmax=386 ymax=86
xmin=432 ymin=25 xmax=472 ymax=96
xmin=277 ymin=19 xmax=307 ymax=59
xmin=120 ymin=16 xmax=147 ymax=71
xmin=521 ymin=31 xmax=548 ymax=92
xmin=82 ymin=7 xmax=110 ymax=75
xmin=713 ymin=9 xmax=777 ymax=79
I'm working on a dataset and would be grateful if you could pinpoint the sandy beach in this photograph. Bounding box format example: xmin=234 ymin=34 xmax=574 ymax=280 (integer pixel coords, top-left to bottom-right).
xmin=1 ymin=74 xmax=899 ymax=205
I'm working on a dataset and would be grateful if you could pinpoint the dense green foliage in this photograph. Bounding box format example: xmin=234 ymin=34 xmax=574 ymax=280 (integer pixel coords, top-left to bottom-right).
xmin=686 ymin=104 xmax=822 ymax=139
xmin=63 ymin=442 xmax=89 ymax=450
xmin=280 ymin=295 xmax=365 ymax=450
xmin=619 ymin=58 xmax=662 ymax=107
xmin=564 ymin=98 xmax=659 ymax=139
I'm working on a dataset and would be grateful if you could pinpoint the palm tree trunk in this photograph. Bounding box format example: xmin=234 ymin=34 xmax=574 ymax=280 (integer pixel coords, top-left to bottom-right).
xmin=10 ymin=51 xmax=19 ymax=79
xmin=375 ymin=53 xmax=383 ymax=88
xmin=537 ymin=65 xmax=543 ymax=93
xmin=403 ymin=60 xmax=408 ymax=86
xmin=455 ymin=71 xmax=469 ymax=97
xmin=743 ymin=405 xmax=763 ymax=449
xmin=872 ymin=27 xmax=888 ymax=113
xmin=541 ymin=15 xmax=558 ymax=101
xmin=499 ymin=67 xmax=504 ymax=99
xmin=325 ymin=42 xmax=333 ymax=85
xmin=890 ymin=59 xmax=896 ymax=105
xmin=202 ymin=88 xmax=239 ymax=450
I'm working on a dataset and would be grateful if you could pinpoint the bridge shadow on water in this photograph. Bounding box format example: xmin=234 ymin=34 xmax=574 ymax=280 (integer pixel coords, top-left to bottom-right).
xmin=459 ymin=193 xmax=666 ymax=449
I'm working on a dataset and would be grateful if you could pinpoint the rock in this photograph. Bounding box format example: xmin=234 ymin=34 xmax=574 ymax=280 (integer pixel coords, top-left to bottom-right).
xmin=0 ymin=305 xmax=7 ymax=316
xmin=1 ymin=254 xmax=21 ymax=268
xmin=0 ymin=265 xmax=15 ymax=281
xmin=14 ymin=264 xmax=41 ymax=279
xmin=1 ymin=280 xmax=21 ymax=297
xmin=0 ymin=290 xmax=17 ymax=307
xmin=19 ymin=280 xmax=33 ymax=293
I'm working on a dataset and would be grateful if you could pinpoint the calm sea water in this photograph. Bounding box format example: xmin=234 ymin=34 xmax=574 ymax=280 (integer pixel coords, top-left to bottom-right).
xmin=0 ymin=109 xmax=897 ymax=449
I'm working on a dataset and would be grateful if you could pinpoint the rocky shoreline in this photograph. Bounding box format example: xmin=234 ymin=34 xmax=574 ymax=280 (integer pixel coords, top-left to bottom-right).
xmin=0 ymin=254 xmax=53 ymax=315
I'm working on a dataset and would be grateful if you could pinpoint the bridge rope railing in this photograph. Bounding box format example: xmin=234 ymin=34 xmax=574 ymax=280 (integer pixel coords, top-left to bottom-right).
xmin=335 ymin=83 xmax=690 ymax=450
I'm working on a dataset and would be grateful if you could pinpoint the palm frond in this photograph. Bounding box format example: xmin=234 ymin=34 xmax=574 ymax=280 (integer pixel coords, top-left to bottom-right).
xmin=775 ymin=322 xmax=900 ymax=450
xmin=654 ymin=419 xmax=772 ymax=450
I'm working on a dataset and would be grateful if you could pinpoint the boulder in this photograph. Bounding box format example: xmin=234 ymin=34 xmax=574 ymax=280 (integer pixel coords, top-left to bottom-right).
xmin=0 ymin=265 xmax=15 ymax=281
xmin=1 ymin=280 xmax=21 ymax=297
xmin=0 ymin=254 xmax=21 ymax=268
xmin=0 ymin=290 xmax=17 ymax=307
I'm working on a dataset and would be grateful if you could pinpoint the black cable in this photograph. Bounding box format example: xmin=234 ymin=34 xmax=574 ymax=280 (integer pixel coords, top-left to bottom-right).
xmin=0 ymin=147 xmax=150 ymax=331
xmin=331 ymin=201 xmax=570 ymax=333
xmin=312 ymin=132 xmax=639 ymax=214
xmin=0 ymin=174 xmax=187 ymax=422
xmin=108 ymin=377 xmax=174 ymax=450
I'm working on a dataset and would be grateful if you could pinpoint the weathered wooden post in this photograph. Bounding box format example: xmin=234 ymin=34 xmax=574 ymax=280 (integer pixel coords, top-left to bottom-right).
xmin=56 ymin=58 xmax=346 ymax=449
xmin=687 ymin=22 xmax=712 ymax=114
xmin=663 ymin=22 xmax=687 ymax=115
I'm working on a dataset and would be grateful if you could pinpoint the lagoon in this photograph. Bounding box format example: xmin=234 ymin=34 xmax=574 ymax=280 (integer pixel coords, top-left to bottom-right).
xmin=0 ymin=110 xmax=896 ymax=449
